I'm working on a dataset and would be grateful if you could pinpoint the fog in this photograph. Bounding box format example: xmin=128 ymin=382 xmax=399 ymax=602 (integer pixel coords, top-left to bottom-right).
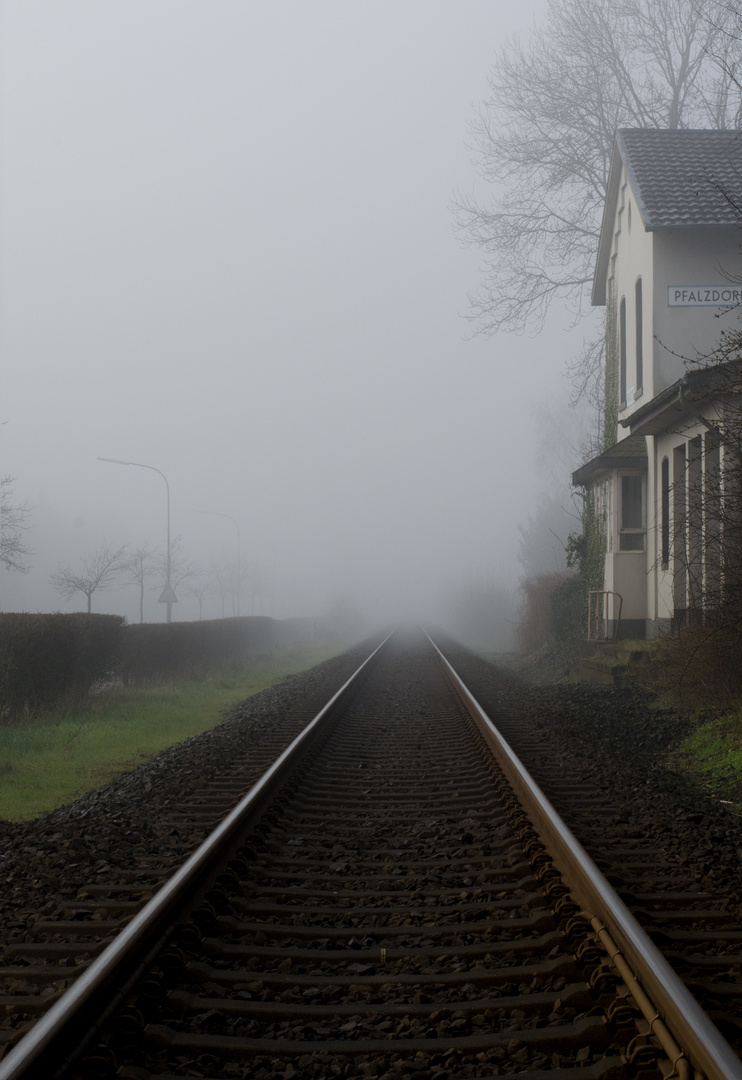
xmin=1 ymin=1 xmax=578 ymax=639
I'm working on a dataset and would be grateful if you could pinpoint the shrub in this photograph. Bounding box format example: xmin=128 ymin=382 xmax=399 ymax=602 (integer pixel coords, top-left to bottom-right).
xmin=518 ymin=573 xmax=574 ymax=654
xmin=548 ymin=574 xmax=585 ymax=667
xmin=641 ymin=622 xmax=742 ymax=704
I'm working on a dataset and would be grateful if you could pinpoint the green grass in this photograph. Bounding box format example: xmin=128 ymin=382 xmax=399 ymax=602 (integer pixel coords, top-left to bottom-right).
xmin=667 ymin=706 xmax=742 ymax=805
xmin=0 ymin=645 xmax=337 ymax=821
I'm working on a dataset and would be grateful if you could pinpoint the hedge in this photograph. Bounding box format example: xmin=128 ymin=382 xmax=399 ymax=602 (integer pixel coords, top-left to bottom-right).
xmin=0 ymin=613 xmax=125 ymax=722
xmin=119 ymin=616 xmax=280 ymax=682
xmin=0 ymin=613 xmax=318 ymax=723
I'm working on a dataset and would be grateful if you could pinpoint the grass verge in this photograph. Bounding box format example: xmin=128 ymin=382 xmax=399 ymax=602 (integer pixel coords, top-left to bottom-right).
xmin=667 ymin=706 xmax=742 ymax=806
xmin=0 ymin=644 xmax=337 ymax=822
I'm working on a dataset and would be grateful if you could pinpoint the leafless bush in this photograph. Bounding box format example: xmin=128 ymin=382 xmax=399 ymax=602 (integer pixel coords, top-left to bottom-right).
xmin=518 ymin=573 xmax=574 ymax=654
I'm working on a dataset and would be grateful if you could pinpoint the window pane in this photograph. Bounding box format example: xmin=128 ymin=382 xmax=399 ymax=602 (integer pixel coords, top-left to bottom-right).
xmin=620 ymin=532 xmax=644 ymax=551
xmin=621 ymin=474 xmax=643 ymax=530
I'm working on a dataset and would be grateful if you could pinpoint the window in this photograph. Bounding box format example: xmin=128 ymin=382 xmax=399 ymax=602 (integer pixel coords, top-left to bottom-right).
xmin=661 ymin=457 xmax=670 ymax=569
xmin=619 ymin=297 xmax=627 ymax=405
xmin=673 ymin=444 xmax=687 ymax=612
xmin=635 ymin=278 xmax=643 ymax=394
xmin=619 ymin=473 xmax=645 ymax=551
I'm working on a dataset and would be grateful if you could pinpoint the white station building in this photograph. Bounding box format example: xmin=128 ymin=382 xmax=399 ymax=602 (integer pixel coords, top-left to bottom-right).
xmin=572 ymin=129 xmax=742 ymax=639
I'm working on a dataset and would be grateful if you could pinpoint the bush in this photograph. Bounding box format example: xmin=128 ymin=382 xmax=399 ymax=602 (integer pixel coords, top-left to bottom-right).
xmin=548 ymin=574 xmax=585 ymax=667
xmin=518 ymin=573 xmax=574 ymax=653
xmin=641 ymin=622 xmax=742 ymax=704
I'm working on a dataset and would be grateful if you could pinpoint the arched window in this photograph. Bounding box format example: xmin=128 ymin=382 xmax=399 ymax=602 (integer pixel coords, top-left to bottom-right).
xmin=619 ymin=296 xmax=627 ymax=405
xmin=635 ymin=278 xmax=643 ymax=394
xmin=661 ymin=457 xmax=670 ymax=569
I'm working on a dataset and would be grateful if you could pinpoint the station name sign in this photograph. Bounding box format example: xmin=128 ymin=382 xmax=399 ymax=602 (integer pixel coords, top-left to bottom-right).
xmin=668 ymin=285 xmax=742 ymax=307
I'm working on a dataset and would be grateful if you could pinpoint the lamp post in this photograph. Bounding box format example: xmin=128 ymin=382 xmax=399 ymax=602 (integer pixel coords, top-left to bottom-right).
xmin=98 ymin=457 xmax=174 ymax=623
xmin=192 ymin=509 xmax=241 ymax=616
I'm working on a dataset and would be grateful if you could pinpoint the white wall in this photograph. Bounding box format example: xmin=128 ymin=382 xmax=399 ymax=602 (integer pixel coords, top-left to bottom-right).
xmin=605 ymin=174 xmax=655 ymax=439
xmin=652 ymin=228 xmax=742 ymax=390
xmin=605 ymin=174 xmax=741 ymax=442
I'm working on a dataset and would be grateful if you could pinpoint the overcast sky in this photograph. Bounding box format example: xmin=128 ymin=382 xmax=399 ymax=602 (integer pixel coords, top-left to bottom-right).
xmin=0 ymin=0 xmax=581 ymax=628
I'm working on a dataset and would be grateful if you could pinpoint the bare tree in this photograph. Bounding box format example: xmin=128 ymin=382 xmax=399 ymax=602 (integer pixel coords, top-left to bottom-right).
xmin=154 ymin=535 xmax=199 ymax=619
xmin=209 ymin=556 xmax=240 ymax=618
xmin=184 ymin=577 xmax=212 ymax=620
xmin=702 ymin=1 xmax=742 ymax=96
xmin=244 ymin=563 xmax=265 ymax=616
xmin=455 ymin=0 xmax=742 ymax=400
xmin=124 ymin=543 xmax=158 ymax=624
xmin=0 ymin=475 xmax=32 ymax=576
xmin=51 ymin=540 xmax=128 ymax=614
xmin=517 ymin=495 xmax=576 ymax=580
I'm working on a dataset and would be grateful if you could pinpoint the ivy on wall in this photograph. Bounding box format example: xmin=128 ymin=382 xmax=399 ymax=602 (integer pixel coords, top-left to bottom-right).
xmin=581 ymin=486 xmax=608 ymax=594
xmin=555 ymin=486 xmax=608 ymax=660
xmin=545 ymin=276 xmax=613 ymax=664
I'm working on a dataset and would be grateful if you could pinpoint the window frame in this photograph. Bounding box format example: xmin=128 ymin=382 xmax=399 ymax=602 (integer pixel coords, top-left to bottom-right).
xmin=660 ymin=456 xmax=670 ymax=569
xmin=618 ymin=471 xmax=646 ymax=552
xmin=635 ymin=277 xmax=643 ymax=397
xmin=619 ymin=296 xmax=627 ymax=407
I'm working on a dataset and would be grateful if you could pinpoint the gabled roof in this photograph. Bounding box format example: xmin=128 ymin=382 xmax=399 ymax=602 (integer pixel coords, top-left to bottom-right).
xmin=619 ymin=129 xmax=742 ymax=228
xmin=593 ymin=129 xmax=742 ymax=305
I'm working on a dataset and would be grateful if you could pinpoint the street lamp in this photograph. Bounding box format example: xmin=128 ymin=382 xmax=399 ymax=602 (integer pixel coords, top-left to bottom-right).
xmin=192 ymin=509 xmax=241 ymax=616
xmin=98 ymin=457 xmax=175 ymax=623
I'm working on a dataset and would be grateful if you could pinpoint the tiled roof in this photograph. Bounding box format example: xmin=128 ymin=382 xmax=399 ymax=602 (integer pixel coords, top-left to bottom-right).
xmin=618 ymin=128 xmax=742 ymax=228
xmin=593 ymin=128 xmax=742 ymax=304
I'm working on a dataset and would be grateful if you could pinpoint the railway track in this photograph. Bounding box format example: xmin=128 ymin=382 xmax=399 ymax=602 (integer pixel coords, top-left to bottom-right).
xmin=1 ymin=629 xmax=741 ymax=1079
xmin=435 ymin=642 xmax=742 ymax=1052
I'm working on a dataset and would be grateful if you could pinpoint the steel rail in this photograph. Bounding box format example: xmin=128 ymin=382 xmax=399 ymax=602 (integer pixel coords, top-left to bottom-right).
xmin=0 ymin=632 xmax=393 ymax=1080
xmin=430 ymin=634 xmax=742 ymax=1080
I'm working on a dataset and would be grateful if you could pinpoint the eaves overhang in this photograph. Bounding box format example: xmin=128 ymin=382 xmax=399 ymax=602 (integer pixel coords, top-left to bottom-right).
xmin=592 ymin=139 xmax=624 ymax=308
xmin=571 ymin=434 xmax=647 ymax=487
xmin=620 ymin=361 xmax=742 ymax=438
xmin=619 ymin=380 xmax=688 ymax=437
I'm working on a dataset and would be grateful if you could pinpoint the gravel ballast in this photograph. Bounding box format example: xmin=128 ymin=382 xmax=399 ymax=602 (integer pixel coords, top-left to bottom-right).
xmin=3 ymin=632 xmax=742 ymax=955
xmin=0 ymin=638 xmax=384 ymax=936
xmin=440 ymin=640 xmax=742 ymax=919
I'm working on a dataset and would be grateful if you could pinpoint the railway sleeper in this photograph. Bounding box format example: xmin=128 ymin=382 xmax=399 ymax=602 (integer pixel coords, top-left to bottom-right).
xmin=115 ymin=1057 xmax=629 ymax=1080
